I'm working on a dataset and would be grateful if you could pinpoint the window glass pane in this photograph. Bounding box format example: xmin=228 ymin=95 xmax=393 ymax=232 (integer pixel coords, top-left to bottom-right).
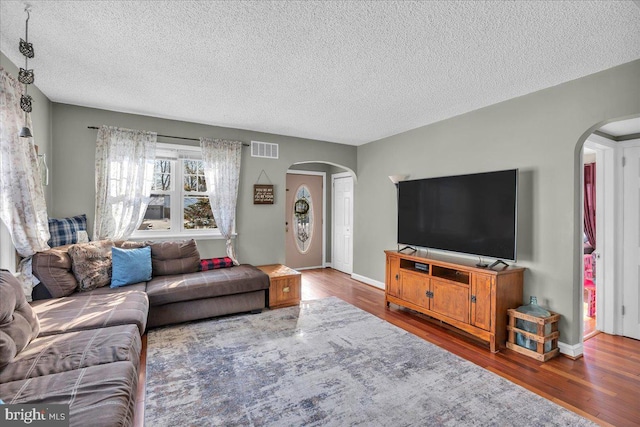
xmin=154 ymin=174 xmax=171 ymax=191
xmin=183 ymin=159 xmax=206 ymax=192
xmin=154 ymin=159 xmax=171 ymax=174
xmin=152 ymin=160 xmax=172 ymax=191
xmin=184 ymin=175 xmax=197 ymax=192
xmin=183 ymin=160 xmax=199 ymax=175
xmin=183 ymin=196 xmax=216 ymax=229
xmin=139 ymin=194 xmax=171 ymax=230
xmin=197 ymin=176 xmax=207 ymax=192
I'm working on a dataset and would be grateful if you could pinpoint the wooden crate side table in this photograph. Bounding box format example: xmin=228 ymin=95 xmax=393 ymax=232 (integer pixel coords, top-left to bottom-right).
xmin=506 ymin=309 xmax=560 ymax=362
xmin=257 ymin=264 xmax=301 ymax=309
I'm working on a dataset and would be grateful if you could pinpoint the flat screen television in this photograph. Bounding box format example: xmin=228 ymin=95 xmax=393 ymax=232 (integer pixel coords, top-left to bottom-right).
xmin=397 ymin=169 xmax=518 ymax=261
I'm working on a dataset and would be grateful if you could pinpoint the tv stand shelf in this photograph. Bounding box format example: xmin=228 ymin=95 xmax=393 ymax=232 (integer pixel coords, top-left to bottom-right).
xmin=385 ymin=250 xmax=524 ymax=352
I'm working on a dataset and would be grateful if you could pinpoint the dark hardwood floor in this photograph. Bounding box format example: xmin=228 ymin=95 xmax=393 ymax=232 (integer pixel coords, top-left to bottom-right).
xmin=135 ymin=268 xmax=640 ymax=427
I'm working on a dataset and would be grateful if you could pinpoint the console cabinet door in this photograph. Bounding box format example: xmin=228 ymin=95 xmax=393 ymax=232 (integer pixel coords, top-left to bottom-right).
xmin=431 ymin=279 xmax=469 ymax=323
xmin=386 ymin=255 xmax=401 ymax=297
xmin=471 ymin=273 xmax=493 ymax=331
xmin=400 ymin=271 xmax=430 ymax=309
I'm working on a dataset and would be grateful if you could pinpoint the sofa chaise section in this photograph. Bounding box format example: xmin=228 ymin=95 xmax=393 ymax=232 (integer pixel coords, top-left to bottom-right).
xmin=145 ymin=264 xmax=270 ymax=327
xmin=31 ymin=290 xmax=149 ymax=336
xmin=0 ymin=361 xmax=138 ymax=427
xmin=0 ymin=324 xmax=141 ymax=383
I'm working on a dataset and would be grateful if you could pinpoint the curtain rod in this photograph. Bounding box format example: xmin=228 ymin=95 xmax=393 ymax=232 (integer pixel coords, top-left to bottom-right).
xmin=87 ymin=126 xmax=249 ymax=146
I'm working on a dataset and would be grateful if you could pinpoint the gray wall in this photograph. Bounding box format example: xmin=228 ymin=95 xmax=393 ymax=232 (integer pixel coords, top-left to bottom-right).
xmin=355 ymin=59 xmax=640 ymax=346
xmin=49 ymin=103 xmax=357 ymax=265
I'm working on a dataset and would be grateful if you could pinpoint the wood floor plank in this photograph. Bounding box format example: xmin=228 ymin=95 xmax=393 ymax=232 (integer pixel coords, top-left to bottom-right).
xmin=136 ymin=268 xmax=640 ymax=427
xmin=539 ymin=364 xmax=618 ymax=396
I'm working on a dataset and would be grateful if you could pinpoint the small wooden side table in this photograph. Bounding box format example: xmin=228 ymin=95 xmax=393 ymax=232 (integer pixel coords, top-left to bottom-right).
xmin=257 ymin=264 xmax=301 ymax=309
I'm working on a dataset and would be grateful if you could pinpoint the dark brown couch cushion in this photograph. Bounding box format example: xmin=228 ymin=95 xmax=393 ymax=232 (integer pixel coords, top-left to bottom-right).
xmin=145 ymin=265 xmax=269 ymax=306
xmin=0 ymin=361 xmax=137 ymax=427
xmin=32 ymin=244 xmax=78 ymax=297
xmin=0 ymin=270 xmax=40 ymax=368
xmin=0 ymin=324 xmax=141 ymax=383
xmin=149 ymin=239 xmax=200 ymax=276
xmin=31 ymin=290 xmax=149 ymax=336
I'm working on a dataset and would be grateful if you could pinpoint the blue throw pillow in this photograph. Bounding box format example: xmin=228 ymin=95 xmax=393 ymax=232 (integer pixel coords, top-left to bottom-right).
xmin=48 ymin=214 xmax=88 ymax=248
xmin=110 ymin=246 xmax=152 ymax=288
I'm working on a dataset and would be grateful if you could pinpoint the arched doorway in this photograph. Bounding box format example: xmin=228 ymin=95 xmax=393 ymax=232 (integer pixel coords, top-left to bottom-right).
xmin=578 ymin=116 xmax=640 ymax=342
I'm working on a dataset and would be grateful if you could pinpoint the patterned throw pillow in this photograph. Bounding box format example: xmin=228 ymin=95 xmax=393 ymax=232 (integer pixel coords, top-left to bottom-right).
xmin=68 ymin=240 xmax=114 ymax=291
xmin=199 ymin=257 xmax=234 ymax=271
xmin=48 ymin=214 xmax=88 ymax=248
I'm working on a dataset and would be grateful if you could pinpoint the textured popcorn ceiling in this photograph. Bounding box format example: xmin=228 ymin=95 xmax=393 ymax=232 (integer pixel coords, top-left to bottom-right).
xmin=1 ymin=1 xmax=639 ymax=145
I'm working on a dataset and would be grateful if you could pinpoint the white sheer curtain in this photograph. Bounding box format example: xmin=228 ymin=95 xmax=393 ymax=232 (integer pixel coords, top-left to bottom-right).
xmin=94 ymin=125 xmax=157 ymax=240
xmin=0 ymin=67 xmax=50 ymax=297
xmin=200 ymin=138 xmax=242 ymax=264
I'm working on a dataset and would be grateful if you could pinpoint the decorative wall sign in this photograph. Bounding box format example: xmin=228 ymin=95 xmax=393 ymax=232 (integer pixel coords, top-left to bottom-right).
xmin=254 ymin=184 xmax=274 ymax=204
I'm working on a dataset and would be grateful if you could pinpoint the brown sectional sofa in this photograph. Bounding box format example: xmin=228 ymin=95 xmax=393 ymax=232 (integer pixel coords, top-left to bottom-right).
xmin=0 ymin=270 xmax=144 ymax=426
xmin=0 ymin=239 xmax=270 ymax=427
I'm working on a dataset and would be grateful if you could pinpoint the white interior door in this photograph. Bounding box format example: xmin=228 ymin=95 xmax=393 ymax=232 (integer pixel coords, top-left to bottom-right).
xmin=622 ymin=145 xmax=640 ymax=340
xmin=332 ymin=174 xmax=354 ymax=274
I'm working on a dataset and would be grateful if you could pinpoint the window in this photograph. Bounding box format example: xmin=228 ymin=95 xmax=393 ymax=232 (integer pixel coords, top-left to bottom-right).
xmin=133 ymin=143 xmax=220 ymax=238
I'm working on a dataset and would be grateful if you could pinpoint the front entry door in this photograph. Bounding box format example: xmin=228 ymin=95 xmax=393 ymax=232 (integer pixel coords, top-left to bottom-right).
xmin=622 ymin=145 xmax=640 ymax=340
xmin=286 ymin=172 xmax=323 ymax=269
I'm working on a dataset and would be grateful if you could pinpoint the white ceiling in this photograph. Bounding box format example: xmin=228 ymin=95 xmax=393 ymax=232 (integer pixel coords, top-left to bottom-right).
xmin=599 ymin=117 xmax=640 ymax=138
xmin=1 ymin=1 xmax=639 ymax=146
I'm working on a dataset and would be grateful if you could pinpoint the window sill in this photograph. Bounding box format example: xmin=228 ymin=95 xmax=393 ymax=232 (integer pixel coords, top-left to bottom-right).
xmin=129 ymin=232 xmax=237 ymax=241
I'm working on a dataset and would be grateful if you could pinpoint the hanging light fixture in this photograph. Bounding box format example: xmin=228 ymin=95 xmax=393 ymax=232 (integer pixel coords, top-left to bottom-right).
xmin=18 ymin=6 xmax=34 ymax=138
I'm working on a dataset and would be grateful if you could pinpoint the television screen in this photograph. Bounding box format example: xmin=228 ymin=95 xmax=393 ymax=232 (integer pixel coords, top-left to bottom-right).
xmin=397 ymin=169 xmax=518 ymax=261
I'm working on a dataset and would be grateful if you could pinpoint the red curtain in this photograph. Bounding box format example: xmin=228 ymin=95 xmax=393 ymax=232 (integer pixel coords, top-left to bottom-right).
xmin=584 ymin=163 xmax=596 ymax=248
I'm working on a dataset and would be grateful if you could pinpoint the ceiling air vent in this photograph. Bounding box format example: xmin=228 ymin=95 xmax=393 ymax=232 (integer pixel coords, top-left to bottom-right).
xmin=251 ymin=141 xmax=279 ymax=159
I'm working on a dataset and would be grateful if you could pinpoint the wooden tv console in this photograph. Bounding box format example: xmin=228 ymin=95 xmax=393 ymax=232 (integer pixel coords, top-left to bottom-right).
xmin=385 ymin=250 xmax=524 ymax=352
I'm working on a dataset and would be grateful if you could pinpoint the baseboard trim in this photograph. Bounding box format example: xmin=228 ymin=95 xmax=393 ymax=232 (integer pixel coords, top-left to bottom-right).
xmin=351 ymin=273 xmax=385 ymax=290
xmin=557 ymin=341 xmax=584 ymax=359
xmin=295 ymin=265 xmax=324 ymax=271
xmin=324 ymin=262 xmax=332 ymax=268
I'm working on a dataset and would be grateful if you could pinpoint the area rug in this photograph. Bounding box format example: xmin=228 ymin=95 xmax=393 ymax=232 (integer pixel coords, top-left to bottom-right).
xmin=145 ymin=297 xmax=595 ymax=426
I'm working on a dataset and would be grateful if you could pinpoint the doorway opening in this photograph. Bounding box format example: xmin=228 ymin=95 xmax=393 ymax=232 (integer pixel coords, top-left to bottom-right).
xmin=579 ymin=117 xmax=640 ymax=343
xmin=582 ymin=145 xmax=598 ymax=340
xmin=285 ymin=162 xmax=356 ymax=272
